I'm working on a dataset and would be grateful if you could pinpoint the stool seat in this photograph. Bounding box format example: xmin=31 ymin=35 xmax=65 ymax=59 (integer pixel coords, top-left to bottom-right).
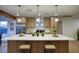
xmin=45 ymin=44 xmax=56 ymax=49
xmin=19 ymin=45 xmax=30 ymax=49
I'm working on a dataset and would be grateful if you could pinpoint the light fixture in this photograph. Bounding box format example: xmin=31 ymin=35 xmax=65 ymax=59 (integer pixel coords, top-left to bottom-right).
xmin=38 ymin=13 xmax=40 ymax=16
xmin=36 ymin=17 xmax=40 ymax=22
xmin=17 ymin=18 xmax=21 ymax=22
xmin=54 ymin=5 xmax=59 ymax=22
xmin=37 ymin=5 xmax=41 ymax=17
xmin=36 ymin=5 xmax=41 ymax=23
xmin=16 ymin=5 xmax=22 ymax=23
xmin=54 ymin=5 xmax=58 ymax=16
xmin=55 ymin=18 xmax=59 ymax=22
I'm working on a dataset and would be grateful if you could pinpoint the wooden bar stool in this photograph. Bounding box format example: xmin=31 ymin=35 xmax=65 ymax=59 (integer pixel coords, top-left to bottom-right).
xmin=19 ymin=44 xmax=31 ymax=53
xmin=44 ymin=44 xmax=56 ymax=53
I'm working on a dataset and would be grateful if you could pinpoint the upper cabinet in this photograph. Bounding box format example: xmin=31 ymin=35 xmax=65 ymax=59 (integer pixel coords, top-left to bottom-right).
xmin=27 ymin=17 xmax=36 ymax=28
xmin=26 ymin=17 xmax=51 ymax=29
xmin=44 ymin=17 xmax=50 ymax=28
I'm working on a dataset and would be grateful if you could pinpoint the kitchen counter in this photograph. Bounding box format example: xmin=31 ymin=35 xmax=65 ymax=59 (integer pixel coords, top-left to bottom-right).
xmin=3 ymin=34 xmax=74 ymax=40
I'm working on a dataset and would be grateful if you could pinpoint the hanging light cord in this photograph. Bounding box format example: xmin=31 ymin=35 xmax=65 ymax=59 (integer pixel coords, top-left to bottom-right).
xmin=37 ymin=5 xmax=40 ymax=17
xmin=56 ymin=5 xmax=58 ymax=14
xmin=18 ymin=5 xmax=21 ymax=17
xmin=55 ymin=5 xmax=58 ymax=17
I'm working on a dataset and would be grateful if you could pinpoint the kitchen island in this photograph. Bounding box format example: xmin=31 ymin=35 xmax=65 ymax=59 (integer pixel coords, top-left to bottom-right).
xmin=3 ymin=34 xmax=74 ymax=53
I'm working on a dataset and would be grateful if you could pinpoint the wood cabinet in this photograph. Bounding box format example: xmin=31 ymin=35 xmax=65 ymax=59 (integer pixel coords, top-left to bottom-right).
xmin=26 ymin=17 xmax=51 ymax=28
xmin=44 ymin=17 xmax=50 ymax=28
xmin=27 ymin=17 xmax=36 ymax=28
xmin=31 ymin=41 xmax=45 ymax=53
xmin=8 ymin=41 xmax=17 ymax=53
xmin=8 ymin=40 xmax=69 ymax=53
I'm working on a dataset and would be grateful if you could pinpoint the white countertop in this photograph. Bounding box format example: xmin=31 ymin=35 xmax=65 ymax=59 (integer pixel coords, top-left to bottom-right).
xmin=2 ymin=34 xmax=74 ymax=40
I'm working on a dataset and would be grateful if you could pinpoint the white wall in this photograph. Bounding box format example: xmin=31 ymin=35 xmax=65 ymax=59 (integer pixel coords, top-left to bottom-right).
xmin=61 ymin=17 xmax=79 ymax=39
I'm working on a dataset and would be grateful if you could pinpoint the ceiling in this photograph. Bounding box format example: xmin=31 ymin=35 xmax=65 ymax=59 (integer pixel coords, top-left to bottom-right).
xmin=0 ymin=5 xmax=79 ymax=17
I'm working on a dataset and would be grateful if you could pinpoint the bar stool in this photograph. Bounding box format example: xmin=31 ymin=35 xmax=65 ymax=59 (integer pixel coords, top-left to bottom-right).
xmin=44 ymin=44 xmax=56 ymax=53
xmin=19 ymin=44 xmax=31 ymax=53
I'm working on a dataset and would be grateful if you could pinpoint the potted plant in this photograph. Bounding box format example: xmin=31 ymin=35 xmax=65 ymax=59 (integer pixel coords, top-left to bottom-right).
xmin=76 ymin=28 xmax=79 ymax=40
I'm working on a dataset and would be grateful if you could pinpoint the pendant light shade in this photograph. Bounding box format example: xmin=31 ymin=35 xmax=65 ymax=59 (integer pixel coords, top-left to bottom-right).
xmin=55 ymin=17 xmax=59 ymax=22
xmin=17 ymin=18 xmax=21 ymax=23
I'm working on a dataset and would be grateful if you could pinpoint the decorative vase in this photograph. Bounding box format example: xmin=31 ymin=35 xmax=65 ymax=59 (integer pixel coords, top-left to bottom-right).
xmin=53 ymin=30 xmax=58 ymax=37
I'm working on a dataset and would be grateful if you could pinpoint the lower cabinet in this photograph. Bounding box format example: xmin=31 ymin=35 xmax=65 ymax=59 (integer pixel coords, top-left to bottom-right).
xmin=8 ymin=40 xmax=69 ymax=53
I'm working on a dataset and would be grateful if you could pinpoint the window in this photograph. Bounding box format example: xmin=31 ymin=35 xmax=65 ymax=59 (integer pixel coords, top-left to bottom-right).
xmin=0 ymin=21 xmax=8 ymax=33
xmin=0 ymin=21 xmax=8 ymax=27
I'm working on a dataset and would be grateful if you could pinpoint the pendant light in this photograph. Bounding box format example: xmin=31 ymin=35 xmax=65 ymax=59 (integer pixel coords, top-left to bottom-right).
xmin=16 ymin=5 xmax=22 ymax=23
xmin=54 ymin=5 xmax=59 ymax=22
xmin=36 ymin=5 xmax=40 ymax=23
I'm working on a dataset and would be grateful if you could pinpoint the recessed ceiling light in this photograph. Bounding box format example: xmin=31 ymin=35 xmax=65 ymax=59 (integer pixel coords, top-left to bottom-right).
xmin=38 ymin=13 xmax=40 ymax=16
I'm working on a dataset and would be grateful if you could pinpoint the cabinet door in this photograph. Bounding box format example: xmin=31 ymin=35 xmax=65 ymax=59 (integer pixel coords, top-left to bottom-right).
xmin=31 ymin=41 xmax=44 ymax=53
xmin=37 ymin=41 xmax=45 ymax=53
xmin=57 ymin=41 xmax=69 ymax=53
xmin=44 ymin=17 xmax=50 ymax=28
xmin=31 ymin=41 xmax=38 ymax=53
xmin=27 ymin=17 xmax=35 ymax=28
xmin=8 ymin=40 xmax=17 ymax=53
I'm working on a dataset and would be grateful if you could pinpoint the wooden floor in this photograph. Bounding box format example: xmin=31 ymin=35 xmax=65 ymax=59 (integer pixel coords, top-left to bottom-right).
xmin=69 ymin=41 xmax=79 ymax=53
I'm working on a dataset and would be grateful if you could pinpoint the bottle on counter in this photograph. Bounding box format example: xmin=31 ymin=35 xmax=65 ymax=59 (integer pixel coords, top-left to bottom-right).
xmin=42 ymin=33 xmax=44 ymax=36
xmin=32 ymin=33 xmax=35 ymax=36
xmin=37 ymin=32 xmax=39 ymax=36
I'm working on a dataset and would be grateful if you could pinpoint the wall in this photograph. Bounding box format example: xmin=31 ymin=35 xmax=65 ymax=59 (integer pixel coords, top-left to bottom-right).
xmin=57 ymin=20 xmax=62 ymax=34
xmin=61 ymin=17 xmax=79 ymax=39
